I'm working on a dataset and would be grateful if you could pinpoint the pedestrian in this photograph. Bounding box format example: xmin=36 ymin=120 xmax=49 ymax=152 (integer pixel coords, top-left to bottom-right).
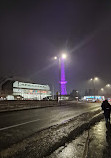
xmin=101 ymin=99 xmax=111 ymax=123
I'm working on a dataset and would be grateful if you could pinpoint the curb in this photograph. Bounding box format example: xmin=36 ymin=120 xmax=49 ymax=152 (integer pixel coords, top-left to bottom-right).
xmin=0 ymin=103 xmax=75 ymax=113
xmin=0 ymin=105 xmax=54 ymax=113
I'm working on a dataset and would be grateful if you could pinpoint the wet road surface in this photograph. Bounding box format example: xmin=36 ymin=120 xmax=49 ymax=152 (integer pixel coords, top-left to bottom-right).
xmin=0 ymin=102 xmax=101 ymax=150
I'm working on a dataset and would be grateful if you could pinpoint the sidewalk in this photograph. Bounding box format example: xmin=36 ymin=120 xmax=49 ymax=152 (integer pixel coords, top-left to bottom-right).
xmin=87 ymin=119 xmax=111 ymax=158
xmin=48 ymin=119 xmax=111 ymax=158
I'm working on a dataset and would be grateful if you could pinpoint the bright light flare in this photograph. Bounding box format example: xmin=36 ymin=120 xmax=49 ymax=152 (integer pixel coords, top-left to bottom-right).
xmin=61 ymin=54 xmax=67 ymax=59
xmin=54 ymin=56 xmax=57 ymax=60
xmin=101 ymin=88 xmax=104 ymax=91
xmin=90 ymin=77 xmax=99 ymax=82
xmin=94 ymin=77 xmax=99 ymax=81
xmin=106 ymin=84 xmax=111 ymax=87
xmin=90 ymin=78 xmax=93 ymax=81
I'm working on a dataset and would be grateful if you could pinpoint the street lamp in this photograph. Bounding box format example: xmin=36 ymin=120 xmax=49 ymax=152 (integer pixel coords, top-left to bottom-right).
xmin=54 ymin=56 xmax=57 ymax=60
xmin=90 ymin=77 xmax=98 ymax=81
xmin=54 ymin=53 xmax=67 ymax=60
xmin=101 ymin=88 xmax=104 ymax=91
xmin=90 ymin=77 xmax=99 ymax=100
xmin=54 ymin=53 xmax=67 ymax=101
xmin=100 ymin=88 xmax=104 ymax=96
xmin=106 ymin=84 xmax=111 ymax=87
xmin=94 ymin=77 xmax=99 ymax=81
xmin=62 ymin=54 xmax=67 ymax=59
xmin=105 ymin=84 xmax=111 ymax=98
xmin=76 ymin=91 xmax=79 ymax=101
xmin=90 ymin=78 xmax=93 ymax=81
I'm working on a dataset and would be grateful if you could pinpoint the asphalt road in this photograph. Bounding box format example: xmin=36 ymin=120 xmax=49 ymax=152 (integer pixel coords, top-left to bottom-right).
xmin=0 ymin=102 xmax=101 ymax=151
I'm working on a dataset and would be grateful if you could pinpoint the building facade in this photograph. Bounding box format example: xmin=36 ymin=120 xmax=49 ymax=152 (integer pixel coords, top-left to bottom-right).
xmin=1 ymin=80 xmax=51 ymax=100
xmin=83 ymin=96 xmax=105 ymax=102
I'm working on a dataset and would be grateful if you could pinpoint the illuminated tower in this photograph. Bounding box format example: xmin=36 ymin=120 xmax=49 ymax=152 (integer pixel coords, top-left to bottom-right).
xmin=60 ymin=58 xmax=67 ymax=95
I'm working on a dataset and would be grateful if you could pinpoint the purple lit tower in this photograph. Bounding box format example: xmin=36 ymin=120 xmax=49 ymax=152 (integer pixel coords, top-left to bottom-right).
xmin=60 ymin=58 xmax=67 ymax=95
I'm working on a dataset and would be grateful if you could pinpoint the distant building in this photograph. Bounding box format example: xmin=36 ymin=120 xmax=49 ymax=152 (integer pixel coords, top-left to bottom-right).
xmin=69 ymin=89 xmax=80 ymax=100
xmin=83 ymin=96 xmax=105 ymax=102
xmin=1 ymin=79 xmax=51 ymax=100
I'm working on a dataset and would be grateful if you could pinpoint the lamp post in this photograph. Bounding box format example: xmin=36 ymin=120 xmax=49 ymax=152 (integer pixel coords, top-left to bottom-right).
xmin=100 ymin=88 xmax=104 ymax=96
xmin=90 ymin=77 xmax=99 ymax=100
xmin=54 ymin=53 xmax=67 ymax=102
xmin=106 ymin=84 xmax=111 ymax=98
xmin=52 ymin=84 xmax=55 ymax=100
xmin=76 ymin=90 xmax=79 ymax=101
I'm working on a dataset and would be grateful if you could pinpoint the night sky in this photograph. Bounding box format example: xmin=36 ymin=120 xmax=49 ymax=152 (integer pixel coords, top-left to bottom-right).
xmin=0 ymin=0 xmax=111 ymax=93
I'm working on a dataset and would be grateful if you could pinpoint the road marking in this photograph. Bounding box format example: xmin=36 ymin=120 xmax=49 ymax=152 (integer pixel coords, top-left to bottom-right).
xmin=0 ymin=119 xmax=40 ymax=131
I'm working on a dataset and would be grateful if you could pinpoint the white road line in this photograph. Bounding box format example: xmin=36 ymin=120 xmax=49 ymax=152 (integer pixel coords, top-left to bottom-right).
xmin=0 ymin=119 xmax=40 ymax=131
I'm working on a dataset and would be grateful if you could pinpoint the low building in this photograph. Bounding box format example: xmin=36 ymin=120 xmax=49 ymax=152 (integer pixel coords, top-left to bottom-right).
xmin=1 ymin=80 xmax=51 ymax=100
xmin=83 ymin=96 xmax=105 ymax=102
xmin=58 ymin=95 xmax=69 ymax=101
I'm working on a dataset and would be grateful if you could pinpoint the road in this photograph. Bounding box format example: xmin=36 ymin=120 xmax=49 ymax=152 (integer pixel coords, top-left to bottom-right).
xmin=0 ymin=102 xmax=101 ymax=151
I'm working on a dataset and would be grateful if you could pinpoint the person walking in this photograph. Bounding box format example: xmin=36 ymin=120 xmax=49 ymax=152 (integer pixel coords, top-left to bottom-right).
xmin=101 ymin=99 xmax=111 ymax=123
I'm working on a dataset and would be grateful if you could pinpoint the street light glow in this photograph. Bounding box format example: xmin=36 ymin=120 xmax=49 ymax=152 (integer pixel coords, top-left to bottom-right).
xmin=61 ymin=54 xmax=67 ymax=59
xmin=94 ymin=77 xmax=98 ymax=81
xmin=54 ymin=56 xmax=57 ymax=60
xmin=101 ymin=88 xmax=104 ymax=91
xmin=106 ymin=84 xmax=111 ymax=87
xmin=90 ymin=78 xmax=93 ymax=81
xmin=90 ymin=77 xmax=99 ymax=81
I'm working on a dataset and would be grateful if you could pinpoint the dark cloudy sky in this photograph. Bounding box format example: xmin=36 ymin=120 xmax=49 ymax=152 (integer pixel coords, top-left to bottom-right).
xmin=0 ymin=0 xmax=111 ymax=93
